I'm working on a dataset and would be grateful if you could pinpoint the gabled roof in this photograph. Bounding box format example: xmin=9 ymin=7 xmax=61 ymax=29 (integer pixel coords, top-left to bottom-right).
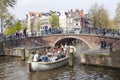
xmin=29 ymin=11 xmax=43 ymax=17
xmin=76 ymin=9 xmax=83 ymax=17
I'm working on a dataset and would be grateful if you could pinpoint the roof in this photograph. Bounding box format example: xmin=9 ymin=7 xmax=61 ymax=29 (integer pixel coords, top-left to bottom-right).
xmin=29 ymin=11 xmax=43 ymax=17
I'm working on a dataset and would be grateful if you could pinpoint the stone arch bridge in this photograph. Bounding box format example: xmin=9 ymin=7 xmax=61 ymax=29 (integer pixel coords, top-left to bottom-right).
xmin=1 ymin=34 xmax=120 ymax=69
xmin=4 ymin=34 xmax=120 ymax=50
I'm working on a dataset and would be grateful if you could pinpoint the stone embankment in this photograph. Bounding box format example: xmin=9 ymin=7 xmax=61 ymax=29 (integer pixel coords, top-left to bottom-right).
xmin=75 ymin=49 xmax=120 ymax=69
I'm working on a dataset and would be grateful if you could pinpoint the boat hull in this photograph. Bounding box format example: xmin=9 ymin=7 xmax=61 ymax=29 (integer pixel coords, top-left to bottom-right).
xmin=29 ymin=57 xmax=69 ymax=71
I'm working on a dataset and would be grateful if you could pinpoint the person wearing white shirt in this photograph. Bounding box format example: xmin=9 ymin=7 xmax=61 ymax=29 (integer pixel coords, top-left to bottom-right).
xmin=33 ymin=51 xmax=39 ymax=61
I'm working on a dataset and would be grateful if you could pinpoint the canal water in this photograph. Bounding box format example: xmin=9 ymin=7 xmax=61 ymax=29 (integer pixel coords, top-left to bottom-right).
xmin=0 ymin=56 xmax=120 ymax=80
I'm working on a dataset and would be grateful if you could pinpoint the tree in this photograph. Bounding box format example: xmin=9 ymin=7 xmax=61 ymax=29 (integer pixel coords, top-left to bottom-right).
xmin=0 ymin=0 xmax=16 ymax=34
xmin=21 ymin=19 xmax=28 ymax=30
xmin=108 ymin=19 xmax=117 ymax=29
xmin=49 ymin=13 xmax=59 ymax=29
xmin=5 ymin=15 xmax=16 ymax=26
xmin=114 ymin=2 xmax=120 ymax=29
xmin=88 ymin=3 xmax=109 ymax=28
xmin=4 ymin=20 xmax=22 ymax=35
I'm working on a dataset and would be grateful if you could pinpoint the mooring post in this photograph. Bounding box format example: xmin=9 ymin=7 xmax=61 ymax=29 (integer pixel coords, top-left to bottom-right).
xmin=109 ymin=43 xmax=113 ymax=53
xmin=69 ymin=52 xmax=74 ymax=67
xmin=69 ymin=47 xmax=75 ymax=67
xmin=21 ymin=48 xmax=25 ymax=60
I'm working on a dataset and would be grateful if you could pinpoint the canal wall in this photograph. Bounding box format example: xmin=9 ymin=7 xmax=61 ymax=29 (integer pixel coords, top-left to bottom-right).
xmin=0 ymin=36 xmax=120 ymax=69
xmin=0 ymin=42 xmax=4 ymax=55
xmin=0 ymin=39 xmax=17 ymax=56
xmin=76 ymin=50 xmax=120 ymax=69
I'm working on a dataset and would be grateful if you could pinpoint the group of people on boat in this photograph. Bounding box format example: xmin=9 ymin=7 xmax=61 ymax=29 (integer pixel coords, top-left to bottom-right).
xmin=28 ymin=44 xmax=76 ymax=62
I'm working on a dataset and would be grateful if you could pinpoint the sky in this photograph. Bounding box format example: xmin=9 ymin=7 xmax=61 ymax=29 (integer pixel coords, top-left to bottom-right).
xmin=10 ymin=0 xmax=120 ymax=20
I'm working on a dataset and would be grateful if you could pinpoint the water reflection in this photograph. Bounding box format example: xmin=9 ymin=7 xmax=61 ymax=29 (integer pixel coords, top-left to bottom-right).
xmin=0 ymin=56 xmax=119 ymax=80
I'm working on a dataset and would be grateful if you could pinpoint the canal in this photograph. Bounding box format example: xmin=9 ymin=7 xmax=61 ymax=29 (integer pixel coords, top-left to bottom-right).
xmin=0 ymin=56 xmax=120 ymax=80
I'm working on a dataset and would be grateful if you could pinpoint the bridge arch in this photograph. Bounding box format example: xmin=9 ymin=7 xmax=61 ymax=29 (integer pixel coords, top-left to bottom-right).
xmin=52 ymin=36 xmax=92 ymax=49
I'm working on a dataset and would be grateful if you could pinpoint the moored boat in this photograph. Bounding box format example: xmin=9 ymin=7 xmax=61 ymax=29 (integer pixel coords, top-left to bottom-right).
xmin=28 ymin=56 xmax=69 ymax=72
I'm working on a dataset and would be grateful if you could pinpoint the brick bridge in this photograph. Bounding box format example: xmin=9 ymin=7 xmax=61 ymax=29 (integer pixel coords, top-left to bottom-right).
xmin=7 ymin=34 xmax=120 ymax=50
xmin=1 ymin=34 xmax=120 ymax=69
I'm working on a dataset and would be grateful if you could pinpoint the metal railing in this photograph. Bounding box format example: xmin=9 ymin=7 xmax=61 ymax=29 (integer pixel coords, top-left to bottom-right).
xmin=0 ymin=27 xmax=120 ymax=42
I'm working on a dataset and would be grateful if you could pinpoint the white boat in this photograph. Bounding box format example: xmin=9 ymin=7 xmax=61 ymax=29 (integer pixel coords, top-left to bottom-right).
xmin=28 ymin=57 xmax=69 ymax=71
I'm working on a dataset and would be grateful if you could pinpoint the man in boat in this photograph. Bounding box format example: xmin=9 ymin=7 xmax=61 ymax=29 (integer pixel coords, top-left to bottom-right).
xmin=39 ymin=51 xmax=49 ymax=62
xmin=33 ymin=50 xmax=39 ymax=61
xmin=60 ymin=44 xmax=64 ymax=49
xmin=68 ymin=45 xmax=76 ymax=54
xmin=63 ymin=43 xmax=68 ymax=54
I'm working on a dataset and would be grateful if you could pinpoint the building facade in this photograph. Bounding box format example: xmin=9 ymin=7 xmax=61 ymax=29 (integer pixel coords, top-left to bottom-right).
xmin=26 ymin=9 xmax=89 ymax=35
xmin=66 ymin=9 xmax=75 ymax=32
xmin=59 ymin=10 xmax=67 ymax=32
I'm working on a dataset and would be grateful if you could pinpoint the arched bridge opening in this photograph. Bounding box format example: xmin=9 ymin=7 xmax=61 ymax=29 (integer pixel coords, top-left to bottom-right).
xmin=54 ymin=37 xmax=90 ymax=54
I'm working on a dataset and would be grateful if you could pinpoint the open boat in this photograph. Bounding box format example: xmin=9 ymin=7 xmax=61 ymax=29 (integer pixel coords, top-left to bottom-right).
xmin=28 ymin=56 xmax=69 ymax=72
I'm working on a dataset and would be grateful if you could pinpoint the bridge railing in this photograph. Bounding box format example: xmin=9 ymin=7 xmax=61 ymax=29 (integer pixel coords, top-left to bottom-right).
xmin=0 ymin=27 xmax=120 ymax=42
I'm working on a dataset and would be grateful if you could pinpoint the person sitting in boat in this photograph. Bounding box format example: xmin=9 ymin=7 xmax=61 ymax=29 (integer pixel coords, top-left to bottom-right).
xmin=68 ymin=45 xmax=77 ymax=55
xmin=47 ymin=49 xmax=53 ymax=61
xmin=51 ymin=51 xmax=58 ymax=62
xmin=66 ymin=48 xmax=70 ymax=57
xmin=33 ymin=50 xmax=39 ymax=61
xmin=63 ymin=43 xmax=68 ymax=53
xmin=38 ymin=51 xmax=43 ymax=61
xmin=56 ymin=49 xmax=62 ymax=60
xmin=40 ymin=51 xmax=49 ymax=62
xmin=54 ymin=46 xmax=59 ymax=51
xmin=60 ymin=48 xmax=66 ymax=58
xmin=60 ymin=44 xmax=64 ymax=50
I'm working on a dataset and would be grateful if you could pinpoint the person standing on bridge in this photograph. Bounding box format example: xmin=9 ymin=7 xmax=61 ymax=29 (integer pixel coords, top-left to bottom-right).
xmin=16 ymin=30 xmax=19 ymax=38
xmin=103 ymin=41 xmax=106 ymax=49
xmin=100 ymin=40 xmax=106 ymax=49
xmin=23 ymin=28 xmax=27 ymax=37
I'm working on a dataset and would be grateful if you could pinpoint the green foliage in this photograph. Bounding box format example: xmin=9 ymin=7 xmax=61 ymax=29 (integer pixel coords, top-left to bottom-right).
xmin=0 ymin=0 xmax=16 ymax=33
xmin=88 ymin=3 xmax=109 ymax=28
xmin=4 ymin=21 xmax=22 ymax=35
xmin=108 ymin=19 xmax=118 ymax=29
xmin=0 ymin=0 xmax=16 ymax=8
xmin=114 ymin=2 xmax=120 ymax=29
xmin=21 ymin=19 xmax=28 ymax=29
xmin=49 ymin=13 xmax=59 ymax=28
xmin=0 ymin=0 xmax=16 ymax=18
